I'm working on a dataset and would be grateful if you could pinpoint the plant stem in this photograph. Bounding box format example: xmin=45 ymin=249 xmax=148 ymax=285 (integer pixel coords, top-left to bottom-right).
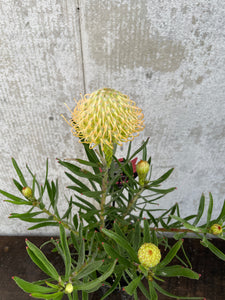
xmin=123 ymin=186 xmax=145 ymax=217
xmin=33 ymin=201 xmax=78 ymax=236
xmin=100 ymin=166 xmax=108 ymax=228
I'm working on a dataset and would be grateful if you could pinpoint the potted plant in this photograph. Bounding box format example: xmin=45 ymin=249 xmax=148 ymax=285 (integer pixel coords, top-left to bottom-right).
xmin=1 ymin=88 xmax=225 ymax=300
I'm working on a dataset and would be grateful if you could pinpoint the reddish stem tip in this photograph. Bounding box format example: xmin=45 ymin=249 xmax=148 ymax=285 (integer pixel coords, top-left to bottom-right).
xmin=11 ymin=276 xmax=15 ymax=280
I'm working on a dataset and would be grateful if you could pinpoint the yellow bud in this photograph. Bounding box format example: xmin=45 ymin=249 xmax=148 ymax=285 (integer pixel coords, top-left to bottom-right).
xmin=22 ymin=187 xmax=33 ymax=199
xmin=65 ymin=283 xmax=73 ymax=294
xmin=138 ymin=243 xmax=161 ymax=269
xmin=210 ymin=224 xmax=223 ymax=235
xmin=136 ymin=160 xmax=150 ymax=186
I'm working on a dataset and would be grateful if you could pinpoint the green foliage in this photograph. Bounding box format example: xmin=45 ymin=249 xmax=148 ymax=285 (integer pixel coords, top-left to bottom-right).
xmin=1 ymin=138 xmax=225 ymax=299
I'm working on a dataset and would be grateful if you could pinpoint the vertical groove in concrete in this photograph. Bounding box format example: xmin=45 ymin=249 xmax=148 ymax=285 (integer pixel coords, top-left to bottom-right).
xmin=77 ymin=0 xmax=86 ymax=95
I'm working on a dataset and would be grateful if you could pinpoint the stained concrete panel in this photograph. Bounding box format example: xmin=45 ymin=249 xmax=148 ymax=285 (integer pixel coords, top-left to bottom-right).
xmin=0 ymin=0 xmax=85 ymax=234
xmin=81 ymin=0 xmax=225 ymax=219
xmin=1 ymin=0 xmax=225 ymax=234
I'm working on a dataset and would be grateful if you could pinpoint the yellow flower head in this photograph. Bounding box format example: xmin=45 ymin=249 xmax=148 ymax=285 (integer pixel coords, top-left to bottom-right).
xmin=65 ymin=88 xmax=144 ymax=156
xmin=138 ymin=243 xmax=161 ymax=269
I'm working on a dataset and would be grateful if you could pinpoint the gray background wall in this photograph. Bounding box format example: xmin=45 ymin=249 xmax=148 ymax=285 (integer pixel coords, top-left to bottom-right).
xmin=1 ymin=0 xmax=225 ymax=235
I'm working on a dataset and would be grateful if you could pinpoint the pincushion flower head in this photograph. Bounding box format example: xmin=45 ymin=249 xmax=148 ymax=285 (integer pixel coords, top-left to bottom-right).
xmin=64 ymin=88 xmax=144 ymax=165
xmin=138 ymin=243 xmax=161 ymax=269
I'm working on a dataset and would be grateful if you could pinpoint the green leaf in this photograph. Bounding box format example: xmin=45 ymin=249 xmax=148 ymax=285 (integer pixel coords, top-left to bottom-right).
xmin=129 ymin=138 xmax=150 ymax=161
xmin=26 ymin=240 xmax=60 ymax=281
xmin=133 ymin=221 xmax=141 ymax=251
xmin=68 ymin=186 xmax=102 ymax=198
xmin=143 ymin=219 xmax=151 ymax=243
xmin=147 ymin=187 xmax=176 ymax=194
xmin=149 ymin=168 xmax=174 ymax=187
xmin=193 ymin=194 xmax=205 ymax=226
xmin=103 ymin=243 xmax=133 ymax=268
xmin=12 ymin=158 xmax=28 ymax=187
xmin=0 ymin=189 xmax=29 ymax=203
xmin=58 ymin=160 xmax=102 ymax=184
xmin=207 ymin=192 xmax=213 ymax=226
xmin=76 ymin=260 xmax=104 ymax=279
xmin=153 ymin=281 xmax=204 ymax=299
xmin=30 ymin=291 xmax=64 ymax=299
xmin=65 ymin=172 xmax=91 ymax=191
xmin=59 ymin=224 xmax=71 ymax=280
xmin=28 ymin=222 xmax=58 ymax=230
xmin=74 ymin=260 xmax=117 ymax=291
xmin=76 ymin=232 xmax=85 ymax=270
xmin=157 ymin=265 xmax=200 ymax=279
xmin=148 ymin=280 xmax=158 ymax=300
xmin=201 ymin=239 xmax=225 ymax=260
xmin=13 ymin=179 xmax=23 ymax=192
xmin=216 ymin=200 xmax=225 ymax=223
xmin=102 ymin=228 xmax=138 ymax=262
xmin=124 ymin=276 xmax=142 ymax=296
xmin=100 ymin=266 xmax=124 ymax=300
xmin=157 ymin=240 xmax=183 ymax=269
xmin=13 ymin=277 xmax=57 ymax=294
xmin=82 ymin=143 xmax=101 ymax=174
xmin=73 ymin=158 xmax=101 ymax=168
xmin=170 ymin=215 xmax=206 ymax=234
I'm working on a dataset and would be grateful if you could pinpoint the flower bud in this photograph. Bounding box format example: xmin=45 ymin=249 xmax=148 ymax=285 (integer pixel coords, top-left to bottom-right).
xmin=138 ymin=243 xmax=161 ymax=269
xmin=22 ymin=187 xmax=33 ymax=199
xmin=136 ymin=160 xmax=150 ymax=186
xmin=210 ymin=224 xmax=223 ymax=235
xmin=65 ymin=283 xmax=73 ymax=294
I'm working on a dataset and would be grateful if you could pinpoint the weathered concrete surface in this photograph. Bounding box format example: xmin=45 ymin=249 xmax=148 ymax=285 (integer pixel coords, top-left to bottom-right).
xmin=1 ymin=0 xmax=225 ymax=234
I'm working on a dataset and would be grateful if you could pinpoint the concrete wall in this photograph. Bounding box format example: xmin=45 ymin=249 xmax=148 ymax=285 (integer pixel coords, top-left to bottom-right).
xmin=1 ymin=0 xmax=225 ymax=235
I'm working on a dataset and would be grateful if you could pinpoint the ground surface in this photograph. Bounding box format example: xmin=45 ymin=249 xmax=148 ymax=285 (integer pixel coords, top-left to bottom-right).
xmin=0 ymin=237 xmax=224 ymax=300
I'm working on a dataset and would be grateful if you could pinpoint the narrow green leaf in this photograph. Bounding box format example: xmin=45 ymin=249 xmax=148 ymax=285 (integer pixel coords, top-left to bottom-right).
xmin=144 ymin=219 xmax=151 ymax=243
xmin=129 ymin=138 xmax=150 ymax=160
xmin=216 ymin=200 xmax=225 ymax=223
xmin=76 ymin=260 xmax=104 ymax=279
xmin=148 ymin=280 xmax=158 ymax=300
xmin=83 ymin=143 xmax=101 ymax=174
xmin=59 ymin=224 xmax=71 ymax=280
xmin=68 ymin=186 xmax=102 ymax=198
xmin=133 ymin=221 xmax=141 ymax=251
xmin=4 ymin=199 xmax=32 ymax=205
xmin=102 ymin=228 xmax=138 ymax=262
xmin=30 ymin=291 xmax=64 ymax=299
xmin=26 ymin=240 xmax=60 ymax=281
xmin=13 ymin=179 xmax=23 ymax=192
xmin=202 ymin=239 xmax=225 ymax=261
xmin=65 ymin=172 xmax=91 ymax=191
xmin=12 ymin=158 xmax=28 ymax=187
xmin=124 ymin=276 xmax=142 ymax=296
xmin=147 ymin=187 xmax=176 ymax=194
xmin=157 ymin=240 xmax=183 ymax=269
xmin=193 ymin=194 xmax=205 ymax=226
xmin=207 ymin=192 xmax=213 ymax=226
xmin=74 ymin=158 xmax=101 ymax=168
xmin=100 ymin=266 xmax=124 ymax=300
xmin=126 ymin=141 xmax=132 ymax=160
xmin=28 ymin=222 xmax=58 ymax=230
xmin=0 ymin=189 xmax=29 ymax=202
xmin=157 ymin=265 xmax=200 ymax=279
xmin=171 ymin=215 xmax=206 ymax=233
xmin=103 ymin=243 xmax=133 ymax=268
xmin=149 ymin=168 xmax=174 ymax=187
xmin=74 ymin=260 xmax=116 ymax=291
xmin=13 ymin=277 xmax=57 ymax=294
xmin=58 ymin=160 xmax=102 ymax=184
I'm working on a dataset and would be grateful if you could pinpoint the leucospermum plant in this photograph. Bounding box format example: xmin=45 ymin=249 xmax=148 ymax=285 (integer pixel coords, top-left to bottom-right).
xmin=1 ymin=88 xmax=225 ymax=300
